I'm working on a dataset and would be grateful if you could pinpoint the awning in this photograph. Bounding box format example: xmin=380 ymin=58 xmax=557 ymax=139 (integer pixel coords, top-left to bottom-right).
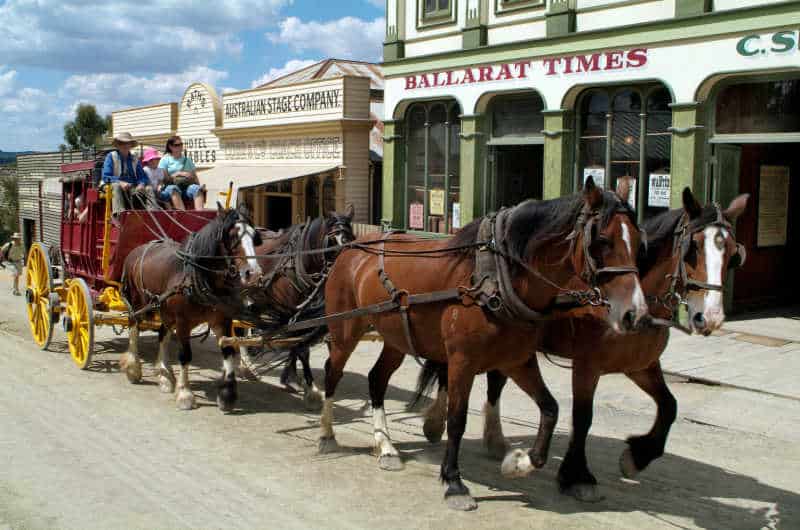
xmin=199 ymin=164 xmax=341 ymax=207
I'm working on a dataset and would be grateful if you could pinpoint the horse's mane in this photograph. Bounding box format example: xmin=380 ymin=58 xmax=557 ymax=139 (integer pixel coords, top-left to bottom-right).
xmin=639 ymin=204 xmax=721 ymax=274
xmin=185 ymin=208 xmax=241 ymax=260
xmin=450 ymin=191 xmax=636 ymax=263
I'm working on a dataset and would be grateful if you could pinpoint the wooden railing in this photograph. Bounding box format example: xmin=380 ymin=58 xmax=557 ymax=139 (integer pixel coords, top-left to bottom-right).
xmin=352 ymin=222 xmax=383 ymax=237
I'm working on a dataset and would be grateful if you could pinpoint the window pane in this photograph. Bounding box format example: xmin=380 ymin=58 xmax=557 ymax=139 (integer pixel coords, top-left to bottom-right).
xmin=407 ymin=106 xmax=426 ymax=189
xmin=438 ymin=0 xmax=449 ymax=11
xmin=612 ymin=90 xmax=641 ymax=163
xmin=305 ymin=176 xmax=319 ymax=219
xmin=323 ymin=176 xmax=336 ymax=215
xmin=716 ymin=80 xmax=800 ymax=134
xmin=580 ymin=91 xmax=609 ymax=137
xmin=646 ymin=88 xmax=672 ymax=134
xmin=427 ymin=105 xmax=448 ymax=187
xmin=425 ymin=0 xmax=436 ymax=13
xmin=491 ymin=95 xmax=544 ymax=138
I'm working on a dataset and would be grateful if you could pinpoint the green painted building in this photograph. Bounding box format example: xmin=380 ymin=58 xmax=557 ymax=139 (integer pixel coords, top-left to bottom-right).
xmin=381 ymin=0 xmax=800 ymax=308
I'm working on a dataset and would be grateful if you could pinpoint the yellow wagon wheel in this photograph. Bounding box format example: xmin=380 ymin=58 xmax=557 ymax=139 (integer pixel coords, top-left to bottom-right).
xmin=64 ymin=278 xmax=94 ymax=370
xmin=25 ymin=243 xmax=57 ymax=349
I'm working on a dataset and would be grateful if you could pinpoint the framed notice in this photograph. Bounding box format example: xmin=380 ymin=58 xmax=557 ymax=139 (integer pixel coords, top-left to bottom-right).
xmin=452 ymin=202 xmax=461 ymax=230
xmin=409 ymin=202 xmax=424 ymax=230
xmin=583 ymin=167 xmax=605 ymax=189
xmin=429 ymin=188 xmax=445 ymax=216
xmin=757 ymin=165 xmax=790 ymax=247
xmin=648 ymin=173 xmax=671 ymax=208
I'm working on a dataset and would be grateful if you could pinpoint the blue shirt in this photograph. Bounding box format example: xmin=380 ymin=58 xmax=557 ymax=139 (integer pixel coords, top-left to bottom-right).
xmin=102 ymin=151 xmax=149 ymax=186
xmin=158 ymin=154 xmax=196 ymax=176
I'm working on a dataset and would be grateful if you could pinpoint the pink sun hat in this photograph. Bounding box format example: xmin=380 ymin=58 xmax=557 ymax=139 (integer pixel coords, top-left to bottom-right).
xmin=142 ymin=148 xmax=162 ymax=164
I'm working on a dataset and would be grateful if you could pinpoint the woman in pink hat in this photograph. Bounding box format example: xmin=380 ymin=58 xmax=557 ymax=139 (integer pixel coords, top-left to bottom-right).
xmin=142 ymin=148 xmax=185 ymax=210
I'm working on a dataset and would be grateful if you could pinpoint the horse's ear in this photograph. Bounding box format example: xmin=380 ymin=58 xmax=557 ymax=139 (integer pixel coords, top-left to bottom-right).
xmin=344 ymin=203 xmax=355 ymax=220
xmin=583 ymin=176 xmax=603 ymax=209
xmin=724 ymin=193 xmax=749 ymax=222
xmin=216 ymin=201 xmax=224 ymax=214
xmin=616 ymin=177 xmax=631 ymax=204
xmin=682 ymin=187 xmax=702 ymax=219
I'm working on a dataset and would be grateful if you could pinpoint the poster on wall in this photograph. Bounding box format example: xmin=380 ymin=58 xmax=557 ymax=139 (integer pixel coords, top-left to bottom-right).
xmin=648 ymin=173 xmax=671 ymax=208
xmin=583 ymin=167 xmax=605 ymax=189
xmin=409 ymin=202 xmax=424 ymax=230
xmin=429 ymin=189 xmax=445 ymax=216
xmin=616 ymin=176 xmax=636 ymax=210
xmin=452 ymin=202 xmax=461 ymax=230
xmin=757 ymin=165 xmax=790 ymax=247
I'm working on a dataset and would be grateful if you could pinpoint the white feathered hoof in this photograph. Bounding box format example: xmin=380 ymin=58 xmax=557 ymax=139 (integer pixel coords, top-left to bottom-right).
xmin=501 ymin=449 xmax=535 ymax=479
xmin=564 ymin=483 xmax=604 ymax=503
xmin=175 ymin=389 xmax=196 ymax=411
xmin=445 ymin=494 xmax=477 ymax=511
xmin=303 ymin=386 xmax=324 ymax=412
xmin=619 ymin=448 xmax=640 ymax=479
xmin=378 ymin=454 xmax=404 ymax=471
xmin=121 ymin=353 xmax=142 ymax=384
xmin=158 ymin=374 xmax=175 ymax=394
xmin=318 ymin=436 xmax=339 ymax=455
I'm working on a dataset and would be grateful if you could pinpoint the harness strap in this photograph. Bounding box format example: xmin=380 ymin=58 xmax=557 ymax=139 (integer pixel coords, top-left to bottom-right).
xmin=378 ymin=231 xmax=419 ymax=358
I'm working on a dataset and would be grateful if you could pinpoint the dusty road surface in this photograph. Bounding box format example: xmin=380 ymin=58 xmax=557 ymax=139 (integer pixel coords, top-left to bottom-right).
xmin=0 ymin=276 xmax=798 ymax=529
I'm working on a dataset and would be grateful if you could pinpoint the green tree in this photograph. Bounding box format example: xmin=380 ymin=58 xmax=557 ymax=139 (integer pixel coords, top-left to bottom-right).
xmin=0 ymin=172 xmax=19 ymax=242
xmin=63 ymin=104 xmax=108 ymax=150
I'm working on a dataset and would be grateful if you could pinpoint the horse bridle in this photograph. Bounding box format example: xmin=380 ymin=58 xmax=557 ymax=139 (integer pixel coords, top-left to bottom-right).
xmin=570 ymin=205 xmax=641 ymax=293
xmin=658 ymin=205 xmax=746 ymax=310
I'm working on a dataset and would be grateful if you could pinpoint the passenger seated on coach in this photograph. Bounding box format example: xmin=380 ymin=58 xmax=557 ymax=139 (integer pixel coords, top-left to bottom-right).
xmin=142 ymin=148 xmax=186 ymax=210
xmin=74 ymin=195 xmax=89 ymax=223
xmin=159 ymin=135 xmax=207 ymax=210
xmin=101 ymin=132 xmax=157 ymax=220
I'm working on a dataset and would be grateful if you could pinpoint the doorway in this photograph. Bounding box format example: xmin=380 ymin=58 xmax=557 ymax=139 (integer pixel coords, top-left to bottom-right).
xmin=489 ymin=145 xmax=544 ymax=210
xmin=715 ymin=143 xmax=799 ymax=308
xmin=266 ymin=196 xmax=292 ymax=230
xmin=22 ymin=219 xmax=35 ymax=261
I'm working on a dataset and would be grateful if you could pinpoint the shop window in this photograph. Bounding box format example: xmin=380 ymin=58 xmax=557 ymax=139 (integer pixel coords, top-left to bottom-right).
xmin=576 ymin=85 xmax=672 ymax=219
xmin=490 ymin=94 xmax=544 ymax=138
xmin=322 ymin=175 xmax=336 ymax=215
xmin=424 ymin=0 xmax=451 ymax=19
xmin=405 ymin=100 xmax=461 ymax=233
xmin=716 ymin=79 xmax=800 ymax=134
xmin=305 ymin=176 xmax=320 ymax=219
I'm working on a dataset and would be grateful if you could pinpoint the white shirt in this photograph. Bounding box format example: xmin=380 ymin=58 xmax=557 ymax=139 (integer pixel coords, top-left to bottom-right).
xmin=143 ymin=166 xmax=167 ymax=188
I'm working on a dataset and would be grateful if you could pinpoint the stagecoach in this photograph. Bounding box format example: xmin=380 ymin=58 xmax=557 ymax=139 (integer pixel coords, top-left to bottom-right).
xmin=24 ymin=158 xmax=222 ymax=369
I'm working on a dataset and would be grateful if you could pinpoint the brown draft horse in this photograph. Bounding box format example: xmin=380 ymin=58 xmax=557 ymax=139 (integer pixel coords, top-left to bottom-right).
xmin=238 ymin=205 xmax=356 ymax=409
xmin=120 ymin=205 xmax=263 ymax=411
xmin=319 ymin=180 xmax=648 ymax=511
xmin=416 ymin=188 xmax=749 ymax=502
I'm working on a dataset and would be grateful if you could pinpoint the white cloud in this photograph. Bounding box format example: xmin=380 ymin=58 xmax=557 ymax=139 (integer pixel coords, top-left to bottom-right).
xmin=0 ymin=66 xmax=17 ymax=97
xmin=267 ymin=16 xmax=385 ymax=62
xmin=0 ymin=0 xmax=293 ymax=73
xmin=250 ymin=59 xmax=319 ymax=88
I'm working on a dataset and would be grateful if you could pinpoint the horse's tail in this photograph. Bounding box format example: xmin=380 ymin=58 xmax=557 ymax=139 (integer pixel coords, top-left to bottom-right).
xmin=408 ymin=359 xmax=447 ymax=411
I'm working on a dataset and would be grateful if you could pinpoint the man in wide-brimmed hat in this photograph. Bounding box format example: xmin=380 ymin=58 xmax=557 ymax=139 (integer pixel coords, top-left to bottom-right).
xmin=101 ymin=132 xmax=157 ymax=217
xmin=1 ymin=233 xmax=25 ymax=295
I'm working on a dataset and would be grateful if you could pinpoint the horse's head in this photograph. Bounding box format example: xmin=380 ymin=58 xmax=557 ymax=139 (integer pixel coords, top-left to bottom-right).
xmin=678 ymin=189 xmax=748 ymax=335
xmin=570 ymin=177 xmax=647 ymax=333
xmin=323 ymin=203 xmax=356 ymax=248
xmin=218 ymin=203 xmax=263 ymax=286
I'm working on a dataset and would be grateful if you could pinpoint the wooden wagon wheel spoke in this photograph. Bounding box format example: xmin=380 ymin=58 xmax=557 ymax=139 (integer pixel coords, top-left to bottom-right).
xmin=25 ymin=243 xmax=56 ymax=350
xmin=66 ymin=279 xmax=94 ymax=370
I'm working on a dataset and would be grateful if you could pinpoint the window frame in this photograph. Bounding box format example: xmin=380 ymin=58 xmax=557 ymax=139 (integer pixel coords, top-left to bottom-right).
xmin=418 ymin=0 xmax=457 ymax=30
xmin=495 ymin=0 xmax=545 ymax=16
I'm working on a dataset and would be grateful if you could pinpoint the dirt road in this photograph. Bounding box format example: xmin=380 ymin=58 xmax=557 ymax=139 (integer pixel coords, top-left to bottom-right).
xmin=0 ymin=275 xmax=798 ymax=529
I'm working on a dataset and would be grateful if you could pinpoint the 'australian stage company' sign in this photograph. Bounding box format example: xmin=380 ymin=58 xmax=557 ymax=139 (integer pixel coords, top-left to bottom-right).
xmin=224 ymin=88 xmax=342 ymax=119
xmin=404 ymin=48 xmax=648 ymax=90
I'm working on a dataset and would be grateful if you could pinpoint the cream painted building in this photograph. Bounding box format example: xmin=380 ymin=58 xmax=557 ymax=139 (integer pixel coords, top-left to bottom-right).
xmin=111 ymin=59 xmax=384 ymax=228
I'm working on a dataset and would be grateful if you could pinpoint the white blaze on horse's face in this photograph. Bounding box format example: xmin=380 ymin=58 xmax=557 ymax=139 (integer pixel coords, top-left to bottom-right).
xmin=620 ymin=220 xmax=648 ymax=319
xmin=236 ymin=222 xmax=262 ymax=284
xmin=686 ymin=226 xmax=727 ymax=334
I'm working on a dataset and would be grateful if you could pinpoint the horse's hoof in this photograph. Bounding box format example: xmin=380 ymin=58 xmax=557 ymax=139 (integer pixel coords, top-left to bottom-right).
xmin=501 ymin=448 xmax=534 ymax=478
xmin=619 ymin=448 xmax=640 ymax=479
xmin=158 ymin=375 xmax=175 ymax=394
xmin=217 ymin=386 xmax=237 ymax=413
xmin=445 ymin=494 xmax=477 ymax=511
xmin=318 ymin=436 xmax=339 ymax=454
xmin=423 ymin=419 xmax=444 ymax=444
xmin=564 ymin=483 xmax=604 ymax=503
xmin=378 ymin=454 xmax=404 ymax=471
xmin=216 ymin=395 xmax=236 ymax=413
xmin=485 ymin=437 xmax=509 ymax=462
xmin=303 ymin=386 xmax=324 ymax=412
xmin=175 ymin=389 xmax=196 ymax=411
xmin=122 ymin=353 xmax=142 ymax=384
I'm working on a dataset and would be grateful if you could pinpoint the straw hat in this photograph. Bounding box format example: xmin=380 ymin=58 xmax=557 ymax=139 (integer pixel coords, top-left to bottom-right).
xmin=112 ymin=132 xmax=138 ymax=147
xmin=142 ymin=148 xmax=162 ymax=164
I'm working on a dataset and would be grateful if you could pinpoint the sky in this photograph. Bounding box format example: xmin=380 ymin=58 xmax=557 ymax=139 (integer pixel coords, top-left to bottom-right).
xmin=0 ymin=0 xmax=386 ymax=152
